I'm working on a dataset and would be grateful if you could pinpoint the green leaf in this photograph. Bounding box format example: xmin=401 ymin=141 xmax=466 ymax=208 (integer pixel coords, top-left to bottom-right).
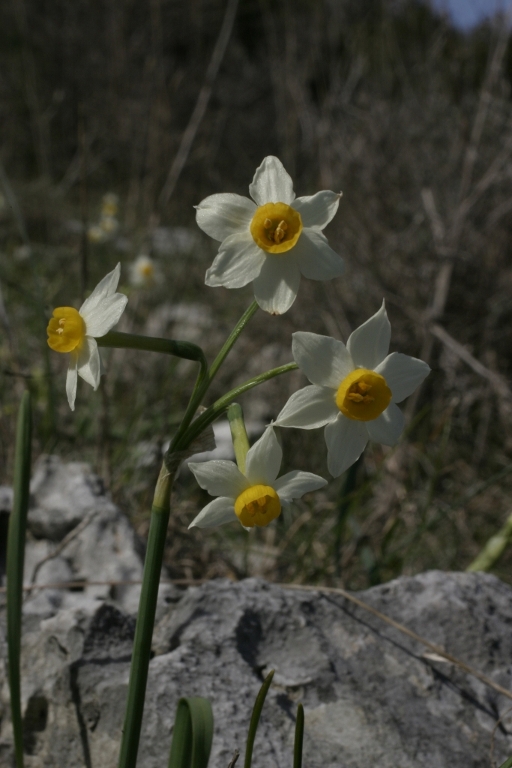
xmin=168 ymin=697 xmax=214 ymax=768
xmin=244 ymin=670 xmax=274 ymax=768
xmin=498 ymin=757 xmax=512 ymax=768
xmin=6 ymin=391 xmax=32 ymax=768
xmin=293 ymin=704 xmax=304 ymax=768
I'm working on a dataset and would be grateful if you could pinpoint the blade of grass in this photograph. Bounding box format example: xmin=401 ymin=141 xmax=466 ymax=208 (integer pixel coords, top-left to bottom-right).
xmin=167 ymin=697 xmax=214 ymax=768
xmin=293 ymin=704 xmax=304 ymax=768
xmin=244 ymin=670 xmax=274 ymax=768
xmin=498 ymin=758 xmax=512 ymax=768
xmin=6 ymin=391 xmax=32 ymax=768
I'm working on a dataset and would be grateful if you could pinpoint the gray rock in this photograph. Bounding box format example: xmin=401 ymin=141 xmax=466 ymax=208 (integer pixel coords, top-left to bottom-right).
xmin=29 ymin=456 xmax=108 ymax=541
xmin=15 ymin=457 xmax=144 ymax=618
xmin=0 ymin=487 xmax=12 ymax=513
xmin=1 ymin=572 xmax=512 ymax=767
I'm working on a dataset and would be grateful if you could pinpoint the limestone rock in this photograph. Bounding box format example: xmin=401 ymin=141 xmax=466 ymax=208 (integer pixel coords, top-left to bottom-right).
xmin=1 ymin=572 xmax=512 ymax=767
xmin=2 ymin=458 xmax=512 ymax=766
xmin=28 ymin=455 xmax=108 ymax=541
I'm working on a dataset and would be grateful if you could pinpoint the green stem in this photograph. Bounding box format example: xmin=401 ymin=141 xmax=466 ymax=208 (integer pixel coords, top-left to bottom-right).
xmin=98 ymin=331 xmax=208 ymax=380
xmin=208 ymin=301 xmax=258 ymax=382
xmin=117 ymin=464 xmax=175 ymax=768
xmin=169 ymin=302 xmax=259 ymax=453
xmin=184 ymin=362 xmax=298 ymax=447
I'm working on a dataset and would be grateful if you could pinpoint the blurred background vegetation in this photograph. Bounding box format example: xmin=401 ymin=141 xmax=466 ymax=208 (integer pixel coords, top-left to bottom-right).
xmin=1 ymin=0 xmax=512 ymax=589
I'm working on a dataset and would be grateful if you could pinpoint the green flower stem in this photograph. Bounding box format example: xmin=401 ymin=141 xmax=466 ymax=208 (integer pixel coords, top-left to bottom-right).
xmin=118 ymin=463 xmax=175 ymax=768
xmin=466 ymin=512 xmax=512 ymax=572
xmin=183 ymin=362 xmax=298 ymax=448
xmin=208 ymin=301 xmax=259 ymax=382
xmin=227 ymin=403 xmax=250 ymax=474
xmin=169 ymin=301 xmax=259 ymax=453
xmin=98 ymin=331 xmax=208 ymax=382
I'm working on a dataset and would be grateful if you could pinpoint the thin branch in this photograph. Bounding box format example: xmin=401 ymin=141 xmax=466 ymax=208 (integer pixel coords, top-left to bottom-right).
xmin=429 ymin=322 xmax=512 ymax=402
xmin=29 ymin=508 xmax=100 ymax=586
xmin=158 ymin=0 xmax=239 ymax=208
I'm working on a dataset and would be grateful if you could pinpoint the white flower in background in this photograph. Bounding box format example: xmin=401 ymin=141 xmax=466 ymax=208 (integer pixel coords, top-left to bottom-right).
xmin=275 ymin=302 xmax=430 ymax=477
xmin=188 ymin=425 xmax=326 ymax=529
xmin=47 ymin=264 xmax=128 ymax=411
xmin=100 ymin=215 xmax=119 ymax=236
xmin=195 ymin=156 xmax=344 ymax=315
xmin=87 ymin=194 xmax=120 ymax=242
xmin=129 ymin=254 xmax=159 ymax=287
xmin=101 ymin=193 xmax=119 ymax=218
xmin=87 ymin=224 xmax=107 ymax=243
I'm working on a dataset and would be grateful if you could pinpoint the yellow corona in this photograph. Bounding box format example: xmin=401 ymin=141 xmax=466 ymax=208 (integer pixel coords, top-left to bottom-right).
xmin=250 ymin=202 xmax=302 ymax=254
xmin=336 ymin=369 xmax=392 ymax=421
xmin=234 ymin=484 xmax=282 ymax=527
xmin=47 ymin=307 xmax=86 ymax=353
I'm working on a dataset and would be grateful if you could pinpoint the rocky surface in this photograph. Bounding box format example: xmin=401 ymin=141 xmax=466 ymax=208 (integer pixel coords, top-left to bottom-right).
xmin=0 ymin=459 xmax=512 ymax=767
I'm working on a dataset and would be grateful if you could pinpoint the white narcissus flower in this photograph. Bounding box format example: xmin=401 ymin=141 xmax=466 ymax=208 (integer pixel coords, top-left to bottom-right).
xmin=274 ymin=302 xmax=430 ymax=477
xmin=47 ymin=264 xmax=128 ymax=411
xmin=129 ymin=254 xmax=159 ymax=287
xmin=188 ymin=425 xmax=327 ymax=529
xmin=195 ymin=156 xmax=344 ymax=315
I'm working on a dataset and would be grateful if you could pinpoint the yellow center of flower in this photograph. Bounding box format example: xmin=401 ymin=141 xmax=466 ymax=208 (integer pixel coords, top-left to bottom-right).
xmin=140 ymin=263 xmax=154 ymax=278
xmin=335 ymin=369 xmax=392 ymax=422
xmin=47 ymin=307 xmax=86 ymax=353
xmin=234 ymin=484 xmax=282 ymax=527
xmin=250 ymin=202 xmax=302 ymax=254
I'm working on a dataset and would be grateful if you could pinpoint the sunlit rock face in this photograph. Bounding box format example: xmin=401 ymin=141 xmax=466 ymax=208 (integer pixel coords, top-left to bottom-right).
xmin=1 ymin=460 xmax=512 ymax=766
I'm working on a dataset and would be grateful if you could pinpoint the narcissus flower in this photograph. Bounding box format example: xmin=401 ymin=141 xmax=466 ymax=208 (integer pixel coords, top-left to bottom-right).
xmin=47 ymin=264 xmax=128 ymax=411
xmin=129 ymin=255 xmax=158 ymax=287
xmin=274 ymin=303 xmax=430 ymax=477
xmin=188 ymin=425 xmax=326 ymax=529
xmin=195 ymin=156 xmax=344 ymax=315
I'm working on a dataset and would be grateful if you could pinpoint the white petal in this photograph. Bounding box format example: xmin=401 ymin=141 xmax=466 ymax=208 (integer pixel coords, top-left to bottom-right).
xmin=82 ymin=293 xmax=128 ymax=337
xmin=195 ymin=193 xmax=256 ymax=241
xmin=275 ymin=385 xmax=339 ymax=429
xmin=347 ymin=301 xmax=390 ymax=370
xmin=293 ymin=230 xmax=344 ymax=281
xmin=365 ymin=403 xmax=405 ymax=446
xmin=205 ymin=234 xmax=265 ymax=288
xmin=274 ymin=470 xmax=327 ymax=502
xmin=188 ymin=497 xmax=237 ymax=529
xmin=77 ymin=337 xmax=101 ymax=390
xmin=291 ymin=190 xmax=341 ymax=229
xmin=252 ymin=254 xmax=300 ymax=315
xmin=245 ymin=425 xmax=282 ymax=485
xmin=292 ymin=332 xmax=353 ymax=388
xmin=374 ymin=352 xmax=431 ymax=403
xmin=249 ymin=156 xmax=295 ymax=205
xmin=188 ymin=460 xmax=249 ymax=498
xmin=79 ymin=263 xmax=122 ymax=317
xmin=66 ymin=355 xmax=78 ymax=411
xmin=324 ymin=415 xmax=368 ymax=477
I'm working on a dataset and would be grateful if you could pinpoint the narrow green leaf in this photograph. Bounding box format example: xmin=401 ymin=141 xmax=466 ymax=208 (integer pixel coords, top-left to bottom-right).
xmin=168 ymin=697 xmax=213 ymax=768
xmin=244 ymin=670 xmax=274 ymax=768
xmin=293 ymin=704 xmax=304 ymax=768
xmin=498 ymin=757 xmax=512 ymax=768
xmin=6 ymin=391 xmax=32 ymax=768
